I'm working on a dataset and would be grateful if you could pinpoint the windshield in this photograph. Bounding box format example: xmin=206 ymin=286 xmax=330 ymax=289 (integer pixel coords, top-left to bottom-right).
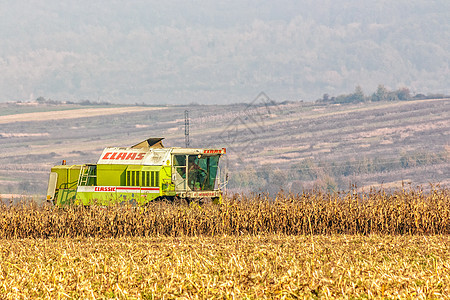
xmin=188 ymin=155 xmax=219 ymax=191
xmin=173 ymin=154 xmax=220 ymax=191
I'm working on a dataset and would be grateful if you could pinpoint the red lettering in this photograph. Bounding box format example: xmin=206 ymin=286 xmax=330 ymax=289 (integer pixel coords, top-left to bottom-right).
xmin=203 ymin=149 xmax=221 ymax=154
xmin=102 ymin=151 xmax=147 ymax=160
xmin=125 ymin=153 xmax=137 ymax=160
xmin=94 ymin=186 xmax=116 ymax=192
xmin=115 ymin=152 xmax=126 ymax=160
xmin=135 ymin=153 xmax=145 ymax=160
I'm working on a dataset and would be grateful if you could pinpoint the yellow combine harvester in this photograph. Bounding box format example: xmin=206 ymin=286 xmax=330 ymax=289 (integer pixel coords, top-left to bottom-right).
xmin=47 ymin=138 xmax=226 ymax=205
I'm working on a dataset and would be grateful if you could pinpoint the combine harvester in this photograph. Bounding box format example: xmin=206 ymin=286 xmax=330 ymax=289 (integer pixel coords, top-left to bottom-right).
xmin=46 ymin=138 xmax=226 ymax=206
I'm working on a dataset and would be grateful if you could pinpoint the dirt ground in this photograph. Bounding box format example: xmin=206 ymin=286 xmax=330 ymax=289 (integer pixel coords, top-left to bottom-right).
xmin=0 ymin=106 xmax=166 ymax=124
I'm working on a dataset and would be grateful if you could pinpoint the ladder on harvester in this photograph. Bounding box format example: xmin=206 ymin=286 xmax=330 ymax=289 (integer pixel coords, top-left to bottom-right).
xmin=78 ymin=165 xmax=97 ymax=186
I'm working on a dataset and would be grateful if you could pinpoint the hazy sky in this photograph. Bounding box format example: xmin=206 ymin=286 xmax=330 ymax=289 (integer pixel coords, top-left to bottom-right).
xmin=0 ymin=0 xmax=449 ymax=104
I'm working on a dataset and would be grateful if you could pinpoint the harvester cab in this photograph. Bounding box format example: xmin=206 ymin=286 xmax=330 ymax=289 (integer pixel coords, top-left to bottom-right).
xmin=46 ymin=138 xmax=226 ymax=206
xmin=171 ymin=148 xmax=225 ymax=199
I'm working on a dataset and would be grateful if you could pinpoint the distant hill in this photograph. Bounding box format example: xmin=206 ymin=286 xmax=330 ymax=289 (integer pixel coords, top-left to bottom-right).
xmin=0 ymin=0 xmax=449 ymax=103
xmin=0 ymin=98 xmax=448 ymax=196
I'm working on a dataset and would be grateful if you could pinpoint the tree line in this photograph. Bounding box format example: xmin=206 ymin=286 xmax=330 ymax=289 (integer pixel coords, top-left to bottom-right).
xmin=318 ymin=85 xmax=449 ymax=104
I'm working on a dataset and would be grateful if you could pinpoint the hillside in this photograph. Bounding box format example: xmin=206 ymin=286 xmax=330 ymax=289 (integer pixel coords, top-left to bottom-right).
xmin=0 ymin=98 xmax=448 ymax=196
xmin=1 ymin=1 xmax=449 ymax=103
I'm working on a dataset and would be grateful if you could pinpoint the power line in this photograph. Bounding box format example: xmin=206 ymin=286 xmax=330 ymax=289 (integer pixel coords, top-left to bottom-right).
xmin=185 ymin=110 xmax=190 ymax=148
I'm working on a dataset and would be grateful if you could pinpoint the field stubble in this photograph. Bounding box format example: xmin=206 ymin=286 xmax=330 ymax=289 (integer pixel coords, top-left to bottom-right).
xmin=0 ymin=235 xmax=449 ymax=299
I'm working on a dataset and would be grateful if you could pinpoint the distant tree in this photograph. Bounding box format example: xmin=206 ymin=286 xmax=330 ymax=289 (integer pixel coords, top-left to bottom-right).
xmin=312 ymin=175 xmax=337 ymax=192
xmin=333 ymin=94 xmax=350 ymax=104
xmin=400 ymin=152 xmax=416 ymax=168
xmin=352 ymin=85 xmax=365 ymax=102
xmin=293 ymin=159 xmax=319 ymax=181
xmin=395 ymin=88 xmax=411 ymax=100
xmin=36 ymin=96 xmax=46 ymax=103
xmin=46 ymin=99 xmax=61 ymax=105
xmin=269 ymin=169 xmax=288 ymax=189
xmin=326 ymin=85 xmax=445 ymax=105
xmin=333 ymin=86 xmax=366 ymax=104
xmin=228 ymin=167 xmax=267 ymax=190
xmin=386 ymin=91 xmax=399 ymax=101
xmin=371 ymin=84 xmax=389 ymax=101
xmin=425 ymin=93 xmax=446 ymax=99
xmin=324 ymin=175 xmax=337 ymax=193
xmin=413 ymin=93 xmax=426 ymax=99
xmin=79 ymin=99 xmax=92 ymax=105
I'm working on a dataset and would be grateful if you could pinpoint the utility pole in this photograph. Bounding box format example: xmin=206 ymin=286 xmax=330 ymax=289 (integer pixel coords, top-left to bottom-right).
xmin=185 ymin=110 xmax=190 ymax=147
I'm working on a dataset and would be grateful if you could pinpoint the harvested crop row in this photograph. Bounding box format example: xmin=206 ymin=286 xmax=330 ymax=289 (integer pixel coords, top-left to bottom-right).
xmin=0 ymin=235 xmax=449 ymax=299
xmin=0 ymin=187 xmax=449 ymax=238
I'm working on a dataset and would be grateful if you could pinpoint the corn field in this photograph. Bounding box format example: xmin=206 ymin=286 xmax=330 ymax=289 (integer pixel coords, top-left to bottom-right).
xmin=1 ymin=187 xmax=449 ymax=298
xmin=1 ymin=235 xmax=449 ymax=299
xmin=1 ymin=187 xmax=448 ymax=238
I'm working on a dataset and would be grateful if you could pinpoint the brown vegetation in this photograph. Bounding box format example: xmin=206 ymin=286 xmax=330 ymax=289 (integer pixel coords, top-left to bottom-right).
xmin=1 ymin=187 xmax=448 ymax=238
xmin=0 ymin=235 xmax=449 ymax=298
xmin=1 ymin=188 xmax=449 ymax=298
